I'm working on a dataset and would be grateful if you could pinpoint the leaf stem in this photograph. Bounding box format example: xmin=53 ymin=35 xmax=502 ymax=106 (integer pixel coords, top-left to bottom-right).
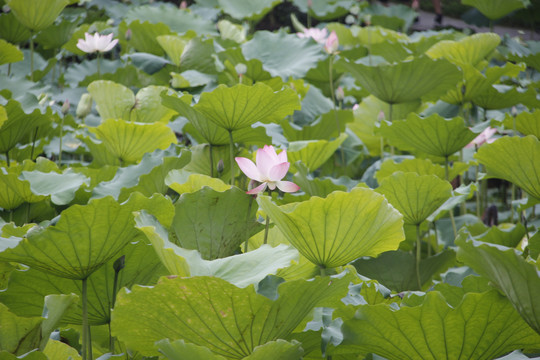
xmin=320 ymin=265 xmax=326 ymax=277
xmin=228 ymin=130 xmax=235 ymax=186
xmin=263 ymin=214 xmax=270 ymax=245
xmin=82 ymin=277 xmax=91 ymax=360
xmin=30 ymin=32 xmax=35 ymax=82
xmin=416 ymin=224 xmax=422 ymax=290
xmin=97 ymin=54 xmax=101 ymax=78
xmin=328 ymin=55 xmax=345 ymax=166
xmin=5 ymin=151 xmax=9 ymax=167
xmin=445 ymin=156 xmax=457 ymax=238
xmin=31 ymin=127 xmax=39 ymax=160
xmin=59 ymin=116 xmax=65 ymax=165
xmin=209 ymin=144 xmax=214 ymax=177
xmin=244 ymin=196 xmax=254 ymax=252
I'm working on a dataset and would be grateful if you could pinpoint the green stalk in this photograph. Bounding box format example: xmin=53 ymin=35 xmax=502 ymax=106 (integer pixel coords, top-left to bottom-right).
xmin=58 ymin=116 xmax=65 ymax=165
xmin=445 ymin=156 xmax=457 ymax=238
xmin=320 ymin=265 xmax=326 ymax=277
xmin=109 ymin=256 xmax=125 ymax=353
xmin=5 ymin=151 xmax=9 ymax=167
xmin=30 ymin=32 xmax=35 ymax=81
xmin=415 ymin=224 xmax=422 ymax=290
xmin=30 ymin=127 xmax=39 ymax=160
xmin=388 ymin=103 xmax=395 ymax=156
xmin=82 ymin=277 xmax=91 ymax=360
xmin=97 ymin=54 xmax=101 ymax=78
xmin=263 ymin=215 xmax=270 ymax=245
xmin=244 ymin=196 xmax=254 ymax=252
xmin=328 ymin=55 xmax=345 ymax=166
xmin=228 ymin=130 xmax=235 ymax=186
xmin=209 ymin=144 xmax=214 ymax=177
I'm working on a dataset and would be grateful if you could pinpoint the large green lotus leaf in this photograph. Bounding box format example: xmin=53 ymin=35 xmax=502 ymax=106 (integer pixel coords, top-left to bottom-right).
xmin=376 ymin=172 xmax=453 ymax=225
xmin=456 ymin=235 xmax=540 ymax=333
xmin=287 ymin=133 xmax=347 ymax=172
xmin=471 ymin=84 xmax=539 ymax=110
xmin=0 ymin=100 xmax=53 ymax=154
xmin=179 ymin=37 xmax=219 ymax=75
xmin=0 ymin=235 xmax=167 ymax=325
xmin=339 ymin=290 xmax=540 ymax=359
xmin=172 ymin=187 xmax=263 ymax=259
xmin=426 ymin=33 xmax=500 ymax=66
xmin=0 ymin=303 xmax=42 ymax=355
xmin=43 ymin=339 xmax=81 ymax=360
xmin=93 ymin=148 xmax=191 ymax=202
xmin=125 ymin=4 xmax=216 ymax=35
xmin=379 ymin=113 xmax=476 ymax=157
xmin=464 ymin=222 xmax=526 ymax=248
xmin=0 ymin=173 xmax=47 ymax=210
xmin=292 ymin=0 xmax=355 ymax=20
xmin=242 ymin=31 xmax=327 ymax=80
xmin=194 ymin=83 xmax=300 ymax=131
xmin=0 ymin=39 xmax=23 ymax=66
xmin=281 ymin=110 xmax=354 ymax=141
xmin=336 ymin=56 xmax=461 ymax=104
xmin=166 ymin=170 xmax=231 ymax=194
xmin=218 ymin=0 xmax=281 ymax=21
xmin=217 ymin=20 xmax=247 ymax=44
xmin=475 ymin=135 xmax=540 ymax=200
xmin=87 ymin=119 xmax=177 ymax=165
xmin=119 ymin=20 xmax=174 ymax=56
xmin=5 ymin=0 xmax=68 ymax=31
xmin=505 ymin=109 xmax=540 ymax=138
xmin=258 ymin=188 xmax=404 ymax=269
xmin=33 ymin=18 xmax=77 ymax=50
xmin=112 ymin=275 xmax=349 ymax=357
xmin=347 ymin=96 xmax=420 ymax=155
xmin=507 ymin=40 xmax=540 ymax=72
xmin=462 ymin=0 xmax=530 ymax=20
xmin=19 ymin=169 xmax=89 ymax=206
xmin=352 ymin=249 xmax=456 ymax=291
xmin=0 ymin=194 xmax=169 ymax=280
xmin=88 ymin=81 xmax=177 ymax=123
xmin=156 ymin=35 xmax=188 ymax=67
xmin=134 ymin=211 xmax=297 ymax=287
xmin=0 ymin=12 xmax=31 ymax=44
xmin=376 ymin=158 xmax=469 ymax=182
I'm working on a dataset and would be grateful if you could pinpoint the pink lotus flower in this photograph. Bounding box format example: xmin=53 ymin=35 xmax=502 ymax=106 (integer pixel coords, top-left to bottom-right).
xmin=235 ymin=145 xmax=300 ymax=195
xmin=466 ymin=127 xmax=497 ymax=148
xmin=77 ymin=32 xmax=118 ymax=53
xmin=297 ymin=28 xmax=328 ymax=44
xmin=324 ymin=30 xmax=339 ymax=54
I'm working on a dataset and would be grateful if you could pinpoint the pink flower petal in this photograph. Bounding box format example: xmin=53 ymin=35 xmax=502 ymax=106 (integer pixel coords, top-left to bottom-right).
xmin=235 ymin=157 xmax=261 ymax=181
xmin=247 ymin=182 xmax=267 ymax=195
xmin=256 ymin=147 xmax=277 ymax=178
xmin=102 ymin=38 xmax=118 ymax=52
xmin=276 ymin=181 xmax=300 ymax=193
xmin=268 ymin=162 xmax=290 ymax=181
xmin=263 ymin=145 xmax=279 ymax=161
xmin=277 ymin=149 xmax=288 ymax=163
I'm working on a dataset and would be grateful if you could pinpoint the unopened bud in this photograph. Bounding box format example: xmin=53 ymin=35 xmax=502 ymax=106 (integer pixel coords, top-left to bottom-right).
xmin=125 ymin=28 xmax=132 ymax=41
xmin=76 ymin=93 xmax=92 ymax=119
xmin=378 ymin=110 xmax=385 ymax=122
xmin=511 ymin=106 xmax=517 ymax=117
xmin=113 ymin=255 xmax=125 ymax=272
xmin=217 ymin=159 xmax=224 ymax=174
xmin=61 ymin=100 xmax=70 ymax=115
xmin=307 ymin=0 xmax=313 ymax=7
xmin=335 ymin=86 xmax=344 ymax=101
xmin=180 ymin=0 xmax=187 ymax=8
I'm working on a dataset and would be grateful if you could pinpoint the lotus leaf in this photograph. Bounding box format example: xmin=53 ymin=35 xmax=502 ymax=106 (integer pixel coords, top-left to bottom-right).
xmin=287 ymin=133 xmax=348 ymax=172
xmin=462 ymin=0 xmax=530 ymax=20
xmin=339 ymin=290 xmax=540 ymax=359
xmin=475 ymin=135 xmax=540 ymax=200
xmin=376 ymin=172 xmax=453 ymax=225
xmin=112 ymin=275 xmax=349 ymax=357
xmin=5 ymin=0 xmax=68 ymax=32
xmin=0 ymin=39 xmax=23 ymax=66
xmin=258 ymin=188 xmax=404 ymax=269
xmin=426 ymin=33 xmax=500 ymax=66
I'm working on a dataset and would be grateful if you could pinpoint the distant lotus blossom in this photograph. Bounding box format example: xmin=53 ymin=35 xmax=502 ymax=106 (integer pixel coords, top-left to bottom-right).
xmin=466 ymin=127 xmax=497 ymax=148
xmin=324 ymin=30 xmax=339 ymax=54
xmin=77 ymin=32 xmax=118 ymax=53
xmin=297 ymin=27 xmax=328 ymax=44
xmin=235 ymin=145 xmax=300 ymax=195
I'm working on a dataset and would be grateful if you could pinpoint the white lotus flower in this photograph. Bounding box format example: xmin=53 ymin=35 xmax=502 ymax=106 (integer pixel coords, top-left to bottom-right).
xmin=77 ymin=32 xmax=118 ymax=53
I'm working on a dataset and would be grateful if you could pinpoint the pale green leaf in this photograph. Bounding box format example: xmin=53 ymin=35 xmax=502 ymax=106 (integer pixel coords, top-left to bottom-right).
xmin=156 ymin=35 xmax=187 ymax=67
xmin=5 ymin=0 xmax=68 ymax=31
xmin=426 ymin=33 xmax=500 ymax=66
xmin=340 ymin=290 xmax=540 ymax=359
xmin=257 ymin=188 xmax=404 ymax=268
xmin=475 ymin=135 xmax=540 ymax=200
xmin=19 ymin=169 xmax=89 ymax=206
xmin=288 ymin=133 xmax=348 ymax=172
xmin=166 ymin=170 xmax=231 ymax=194
xmin=43 ymin=339 xmax=81 ymax=360
xmin=218 ymin=0 xmax=282 ymax=21
xmin=376 ymin=172 xmax=453 ymax=225
xmin=0 ymin=39 xmax=23 ymax=66
xmin=462 ymin=0 xmax=530 ymax=20
xmin=112 ymin=275 xmax=349 ymax=357
xmin=0 ymin=303 xmax=41 ymax=355
xmin=376 ymin=158 xmax=469 ymax=182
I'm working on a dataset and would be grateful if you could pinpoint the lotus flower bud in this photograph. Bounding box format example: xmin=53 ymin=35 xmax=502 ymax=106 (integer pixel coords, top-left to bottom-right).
xmin=76 ymin=93 xmax=92 ymax=119
xmin=335 ymin=86 xmax=344 ymax=102
xmin=113 ymin=255 xmax=126 ymax=272
xmin=125 ymin=28 xmax=132 ymax=41
xmin=235 ymin=63 xmax=247 ymax=76
xmin=378 ymin=110 xmax=385 ymax=122
xmin=180 ymin=1 xmax=187 ymax=8
xmin=217 ymin=159 xmax=224 ymax=174
xmin=61 ymin=100 xmax=70 ymax=115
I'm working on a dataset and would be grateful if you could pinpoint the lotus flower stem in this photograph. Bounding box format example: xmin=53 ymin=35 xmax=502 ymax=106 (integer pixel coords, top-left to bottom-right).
xmin=30 ymin=32 xmax=35 ymax=81
xmin=228 ymin=130 xmax=235 ymax=185
xmin=58 ymin=117 xmax=64 ymax=165
xmin=263 ymin=214 xmax=270 ymax=245
xmin=7 ymin=63 xmax=11 ymax=77
xmin=30 ymin=127 xmax=39 ymax=160
xmin=82 ymin=277 xmax=92 ymax=360
xmin=97 ymin=54 xmax=101 ymax=78
xmin=415 ymin=224 xmax=422 ymax=290
xmin=209 ymin=144 xmax=214 ymax=177
xmin=445 ymin=157 xmax=458 ymax=238
xmin=5 ymin=151 xmax=9 ymax=167
xmin=328 ymin=55 xmax=345 ymax=166
xmin=244 ymin=196 xmax=255 ymax=252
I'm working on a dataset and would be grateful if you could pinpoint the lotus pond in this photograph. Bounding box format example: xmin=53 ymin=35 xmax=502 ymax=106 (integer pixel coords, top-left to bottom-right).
xmin=0 ymin=0 xmax=539 ymax=359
